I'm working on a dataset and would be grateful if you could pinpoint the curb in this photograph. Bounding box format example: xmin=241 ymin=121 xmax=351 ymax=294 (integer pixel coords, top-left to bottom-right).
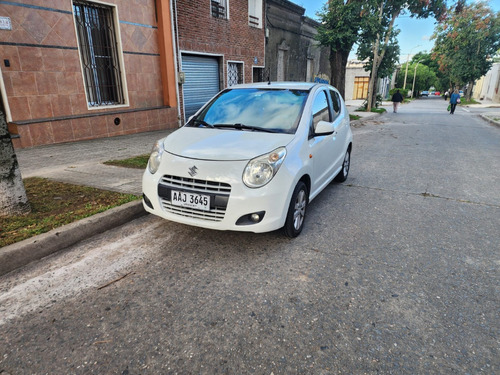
xmin=0 ymin=200 xmax=147 ymax=277
xmin=349 ymin=111 xmax=381 ymax=127
xmin=479 ymin=114 xmax=500 ymax=127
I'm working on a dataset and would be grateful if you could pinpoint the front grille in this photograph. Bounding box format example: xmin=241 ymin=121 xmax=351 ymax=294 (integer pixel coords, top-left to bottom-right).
xmin=159 ymin=175 xmax=231 ymax=222
xmin=159 ymin=200 xmax=226 ymax=221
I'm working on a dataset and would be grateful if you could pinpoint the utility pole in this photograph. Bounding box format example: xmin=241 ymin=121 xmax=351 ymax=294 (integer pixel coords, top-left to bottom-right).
xmin=403 ymin=45 xmax=421 ymax=89
xmin=411 ymin=59 xmax=422 ymax=97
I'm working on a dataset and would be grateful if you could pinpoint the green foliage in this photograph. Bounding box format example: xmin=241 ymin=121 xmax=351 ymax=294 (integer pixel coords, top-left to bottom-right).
xmin=357 ymin=31 xmax=400 ymax=78
xmin=389 ymin=88 xmax=409 ymax=98
xmin=316 ymin=0 xmax=379 ymax=95
xmin=315 ymin=0 xmax=447 ymax=101
xmin=360 ymin=94 xmax=384 ymax=110
xmin=432 ymin=1 xmax=500 ymax=88
xmin=396 ymin=62 xmax=439 ymax=93
xmin=458 ymin=97 xmax=479 ymax=105
xmin=316 ymin=1 xmax=375 ymax=53
xmin=356 ymin=0 xmax=446 ymax=110
xmin=410 ymin=52 xmax=448 ymax=91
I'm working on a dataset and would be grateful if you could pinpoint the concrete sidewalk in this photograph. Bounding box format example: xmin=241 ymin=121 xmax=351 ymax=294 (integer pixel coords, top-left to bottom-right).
xmin=465 ymin=99 xmax=500 ymax=109
xmin=16 ymin=130 xmax=171 ymax=195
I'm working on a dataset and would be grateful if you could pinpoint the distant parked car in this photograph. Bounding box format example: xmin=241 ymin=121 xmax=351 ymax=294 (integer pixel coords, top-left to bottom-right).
xmin=459 ymin=90 xmax=464 ymax=97
xmin=430 ymin=91 xmax=436 ymax=96
xmin=435 ymin=91 xmax=441 ymax=96
xmin=421 ymin=91 xmax=429 ymax=97
xmin=142 ymin=82 xmax=353 ymax=237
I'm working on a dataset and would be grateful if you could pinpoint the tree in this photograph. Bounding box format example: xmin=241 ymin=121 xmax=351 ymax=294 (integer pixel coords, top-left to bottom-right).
xmin=357 ymin=27 xmax=400 ymax=101
xmin=432 ymin=1 xmax=500 ymax=99
xmin=0 ymin=107 xmax=30 ymax=216
xmin=316 ymin=0 xmax=377 ymax=99
xmin=364 ymin=0 xmax=447 ymax=111
xmin=396 ymin=61 xmax=439 ymax=94
xmin=411 ymin=52 xmax=448 ymax=91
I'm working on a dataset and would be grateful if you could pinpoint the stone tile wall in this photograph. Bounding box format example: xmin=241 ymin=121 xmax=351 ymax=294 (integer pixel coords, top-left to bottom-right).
xmin=0 ymin=0 xmax=178 ymax=148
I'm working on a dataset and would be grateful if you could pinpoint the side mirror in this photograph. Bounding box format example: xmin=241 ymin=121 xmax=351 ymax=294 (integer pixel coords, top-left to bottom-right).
xmin=314 ymin=120 xmax=335 ymax=136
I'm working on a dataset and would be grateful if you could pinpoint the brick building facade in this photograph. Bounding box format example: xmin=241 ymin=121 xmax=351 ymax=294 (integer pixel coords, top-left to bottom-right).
xmin=0 ymin=0 xmax=178 ymax=149
xmin=175 ymin=0 xmax=266 ymax=121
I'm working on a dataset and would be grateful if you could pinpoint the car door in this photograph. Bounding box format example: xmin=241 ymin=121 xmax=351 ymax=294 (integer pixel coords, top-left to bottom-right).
xmin=327 ymin=88 xmax=349 ymax=169
xmin=308 ymin=89 xmax=343 ymax=197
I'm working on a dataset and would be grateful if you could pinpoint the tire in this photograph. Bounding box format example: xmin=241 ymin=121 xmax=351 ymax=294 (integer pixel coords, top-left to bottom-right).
xmin=283 ymin=181 xmax=308 ymax=238
xmin=334 ymin=147 xmax=351 ymax=183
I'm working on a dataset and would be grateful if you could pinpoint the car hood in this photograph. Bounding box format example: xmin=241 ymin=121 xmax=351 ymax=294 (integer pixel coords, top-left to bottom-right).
xmin=163 ymin=127 xmax=294 ymax=161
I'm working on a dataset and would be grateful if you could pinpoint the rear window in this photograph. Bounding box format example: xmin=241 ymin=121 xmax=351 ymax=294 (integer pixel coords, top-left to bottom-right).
xmin=189 ymin=88 xmax=309 ymax=133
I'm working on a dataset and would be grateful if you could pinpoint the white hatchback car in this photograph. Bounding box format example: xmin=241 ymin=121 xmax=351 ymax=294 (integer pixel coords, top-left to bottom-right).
xmin=142 ymin=82 xmax=353 ymax=237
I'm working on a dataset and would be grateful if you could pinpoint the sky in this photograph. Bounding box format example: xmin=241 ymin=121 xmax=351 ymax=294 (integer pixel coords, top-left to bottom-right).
xmin=288 ymin=0 xmax=500 ymax=62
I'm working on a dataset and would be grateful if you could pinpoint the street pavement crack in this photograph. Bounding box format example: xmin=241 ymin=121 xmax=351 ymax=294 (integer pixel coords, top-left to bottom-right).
xmin=345 ymin=183 xmax=500 ymax=209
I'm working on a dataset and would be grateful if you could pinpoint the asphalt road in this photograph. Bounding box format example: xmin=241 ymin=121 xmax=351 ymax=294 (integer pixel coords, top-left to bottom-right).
xmin=1 ymin=98 xmax=499 ymax=374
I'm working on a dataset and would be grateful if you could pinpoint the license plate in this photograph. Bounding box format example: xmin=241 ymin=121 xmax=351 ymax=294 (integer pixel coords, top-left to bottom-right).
xmin=171 ymin=190 xmax=210 ymax=211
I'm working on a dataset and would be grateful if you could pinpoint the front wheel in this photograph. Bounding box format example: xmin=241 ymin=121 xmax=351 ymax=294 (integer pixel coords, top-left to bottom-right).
xmin=334 ymin=148 xmax=351 ymax=183
xmin=283 ymin=181 xmax=308 ymax=238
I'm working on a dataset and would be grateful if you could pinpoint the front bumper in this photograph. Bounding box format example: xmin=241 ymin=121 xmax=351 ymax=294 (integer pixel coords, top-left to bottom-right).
xmin=142 ymin=153 xmax=294 ymax=233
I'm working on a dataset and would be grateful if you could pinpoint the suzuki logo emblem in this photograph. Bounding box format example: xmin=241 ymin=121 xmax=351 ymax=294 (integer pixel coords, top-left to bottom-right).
xmin=188 ymin=166 xmax=198 ymax=177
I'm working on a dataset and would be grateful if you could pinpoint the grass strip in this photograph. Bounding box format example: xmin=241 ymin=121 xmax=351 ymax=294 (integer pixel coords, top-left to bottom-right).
xmin=0 ymin=177 xmax=139 ymax=247
xmin=103 ymin=154 xmax=149 ymax=169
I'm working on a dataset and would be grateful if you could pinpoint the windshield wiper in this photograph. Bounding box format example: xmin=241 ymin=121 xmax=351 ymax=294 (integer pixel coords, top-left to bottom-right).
xmin=192 ymin=119 xmax=214 ymax=128
xmin=213 ymin=123 xmax=277 ymax=133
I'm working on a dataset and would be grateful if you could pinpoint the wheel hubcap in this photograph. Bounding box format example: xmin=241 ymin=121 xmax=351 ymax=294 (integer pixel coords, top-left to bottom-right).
xmin=343 ymin=152 xmax=350 ymax=177
xmin=293 ymin=189 xmax=306 ymax=230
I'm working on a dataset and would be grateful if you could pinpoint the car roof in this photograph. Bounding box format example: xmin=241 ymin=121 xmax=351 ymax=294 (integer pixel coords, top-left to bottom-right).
xmin=230 ymin=82 xmax=322 ymax=91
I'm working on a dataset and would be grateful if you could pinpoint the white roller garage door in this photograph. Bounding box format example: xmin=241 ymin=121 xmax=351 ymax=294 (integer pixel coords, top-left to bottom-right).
xmin=182 ymin=54 xmax=220 ymax=120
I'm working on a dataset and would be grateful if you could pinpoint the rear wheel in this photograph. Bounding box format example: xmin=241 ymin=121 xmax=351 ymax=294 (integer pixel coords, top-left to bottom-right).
xmin=334 ymin=148 xmax=351 ymax=182
xmin=283 ymin=181 xmax=308 ymax=238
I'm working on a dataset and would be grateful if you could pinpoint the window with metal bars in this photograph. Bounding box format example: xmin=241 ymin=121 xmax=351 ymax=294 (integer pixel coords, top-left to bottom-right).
xmin=73 ymin=0 xmax=125 ymax=107
xmin=252 ymin=67 xmax=265 ymax=83
xmin=227 ymin=62 xmax=243 ymax=87
xmin=211 ymin=0 xmax=227 ymax=19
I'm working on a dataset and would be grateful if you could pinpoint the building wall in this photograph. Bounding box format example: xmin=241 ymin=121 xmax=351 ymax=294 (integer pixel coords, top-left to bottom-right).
xmin=175 ymin=0 xmax=265 ymax=121
xmin=265 ymin=0 xmax=329 ymax=83
xmin=345 ymin=60 xmax=369 ymax=100
xmin=176 ymin=0 xmax=265 ymax=70
xmin=473 ymin=63 xmax=500 ymax=103
xmin=0 ymin=0 xmax=178 ymax=149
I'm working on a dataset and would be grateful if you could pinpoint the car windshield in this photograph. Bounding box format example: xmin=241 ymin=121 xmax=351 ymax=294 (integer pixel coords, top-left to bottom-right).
xmin=187 ymin=88 xmax=309 ymax=134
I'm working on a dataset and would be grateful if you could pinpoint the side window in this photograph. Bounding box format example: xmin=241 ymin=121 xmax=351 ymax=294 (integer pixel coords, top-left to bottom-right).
xmin=311 ymin=91 xmax=331 ymax=130
xmin=329 ymin=89 xmax=341 ymax=119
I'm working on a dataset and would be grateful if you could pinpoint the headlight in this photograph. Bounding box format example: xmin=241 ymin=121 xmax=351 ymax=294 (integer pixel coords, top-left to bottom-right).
xmin=148 ymin=140 xmax=163 ymax=174
xmin=243 ymin=147 xmax=286 ymax=188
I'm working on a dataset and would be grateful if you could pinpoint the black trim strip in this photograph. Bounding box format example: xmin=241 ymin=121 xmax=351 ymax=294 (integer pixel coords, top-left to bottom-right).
xmin=124 ymin=51 xmax=160 ymax=57
xmin=0 ymin=1 xmax=72 ymax=14
xmin=11 ymin=106 xmax=172 ymax=126
xmin=0 ymin=41 xmax=77 ymax=50
xmin=120 ymin=20 xmax=157 ymax=29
